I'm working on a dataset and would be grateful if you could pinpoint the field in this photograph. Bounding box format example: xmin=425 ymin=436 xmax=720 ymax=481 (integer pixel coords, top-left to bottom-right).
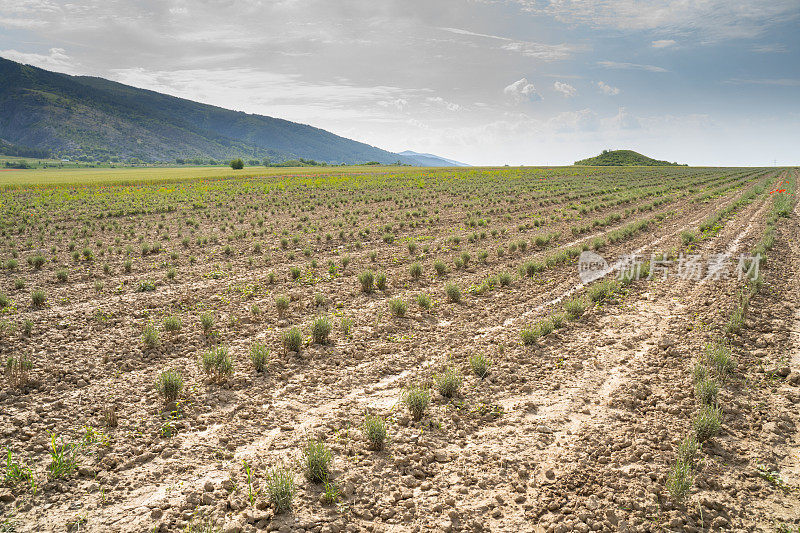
xmin=0 ymin=165 xmax=798 ymax=532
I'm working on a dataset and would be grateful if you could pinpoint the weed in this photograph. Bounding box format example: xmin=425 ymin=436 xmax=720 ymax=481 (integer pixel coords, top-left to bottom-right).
xmin=250 ymin=342 xmax=270 ymax=372
xmin=302 ymin=439 xmax=332 ymax=483
xmin=498 ymin=272 xmax=512 ymax=286
xmin=47 ymin=433 xmax=80 ymax=480
xmin=156 ymin=369 xmax=183 ymax=403
xmin=676 ymin=435 xmax=698 ymax=467
xmin=358 ymin=270 xmax=375 ymax=293
xmin=389 ymin=298 xmax=407 ymax=317
xmin=587 ymin=280 xmax=619 ymax=302
xmin=433 ymin=260 xmax=447 ymax=276
xmin=409 ymin=262 xmax=422 ymax=279
xmin=695 ymin=378 xmax=719 ymax=406
xmin=692 ymin=405 xmax=722 ymax=442
xmin=445 ymin=282 xmax=461 ymax=303
xmin=283 ymin=327 xmax=304 ymax=352
xmin=275 ymin=295 xmax=290 ymax=316
xmin=137 ymin=280 xmax=156 ymax=292
xmin=311 ymin=316 xmax=332 ymax=344
xmin=200 ymin=346 xmax=233 ymax=382
xmin=469 ymin=353 xmax=491 ymax=378
xmin=4 ymin=356 xmax=32 ymax=388
xmin=375 ymin=272 xmax=387 ymax=291
xmin=321 ymin=481 xmax=341 ymax=505
xmin=340 ymin=316 xmax=352 ymax=337
xmin=434 ymin=367 xmax=463 ymax=398
xmin=263 ymin=466 xmax=295 ymax=513
xmin=3 ymin=449 xmax=35 ymax=494
xmin=143 ymin=325 xmax=159 ymax=348
xmin=402 ymin=384 xmax=430 ymax=420
xmin=362 ymin=414 xmax=387 ymax=450
xmin=416 ymin=293 xmax=432 ymax=310
xmin=163 ymin=315 xmax=182 ymax=332
xmin=666 ymin=460 xmax=693 ymax=502
xmin=31 ymin=289 xmax=46 ymax=308
xmin=200 ymin=312 xmax=214 ymax=335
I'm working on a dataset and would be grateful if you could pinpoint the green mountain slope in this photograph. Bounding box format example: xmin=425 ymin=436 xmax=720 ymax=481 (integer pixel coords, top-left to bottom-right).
xmin=0 ymin=57 xmax=413 ymax=164
xmin=574 ymin=150 xmax=685 ymax=166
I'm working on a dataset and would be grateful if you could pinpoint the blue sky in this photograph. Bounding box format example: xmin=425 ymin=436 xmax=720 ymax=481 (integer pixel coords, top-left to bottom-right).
xmin=1 ymin=0 xmax=799 ymax=166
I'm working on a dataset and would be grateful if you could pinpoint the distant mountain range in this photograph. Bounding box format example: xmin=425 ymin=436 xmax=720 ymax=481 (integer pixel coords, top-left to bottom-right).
xmin=398 ymin=151 xmax=469 ymax=167
xmin=0 ymin=56 xmax=465 ymax=166
xmin=574 ymin=149 xmax=685 ymax=166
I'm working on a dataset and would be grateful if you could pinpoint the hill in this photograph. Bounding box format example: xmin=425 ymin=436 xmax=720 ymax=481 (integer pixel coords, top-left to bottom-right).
xmin=398 ymin=150 xmax=470 ymax=167
xmin=574 ymin=150 xmax=685 ymax=166
xmin=0 ymin=57 xmax=441 ymax=165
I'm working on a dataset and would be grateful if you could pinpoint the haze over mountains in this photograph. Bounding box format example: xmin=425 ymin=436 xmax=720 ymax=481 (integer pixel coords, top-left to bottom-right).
xmin=0 ymin=57 xmax=465 ymax=166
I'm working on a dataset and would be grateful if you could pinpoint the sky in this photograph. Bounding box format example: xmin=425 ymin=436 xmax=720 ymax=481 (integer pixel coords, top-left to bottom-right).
xmin=1 ymin=0 xmax=799 ymax=166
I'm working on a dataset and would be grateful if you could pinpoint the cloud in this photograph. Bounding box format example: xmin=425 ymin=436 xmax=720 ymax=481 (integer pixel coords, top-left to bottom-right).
xmin=503 ymin=78 xmax=542 ymax=103
xmin=651 ymin=39 xmax=676 ymax=48
xmin=726 ymin=78 xmax=800 ymax=87
xmin=752 ymin=44 xmax=788 ymax=53
xmin=0 ymin=47 xmax=76 ymax=73
xmin=553 ymin=81 xmax=577 ymax=97
xmin=512 ymin=0 xmax=800 ymax=41
xmin=598 ymin=60 xmax=668 ymax=73
xmin=595 ymin=81 xmax=620 ymax=95
xmin=438 ymin=26 xmax=580 ymax=61
xmin=377 ymin=98 xmax=409 ymax=111
xmin=426 ymin=96 xmax=463 ymax=112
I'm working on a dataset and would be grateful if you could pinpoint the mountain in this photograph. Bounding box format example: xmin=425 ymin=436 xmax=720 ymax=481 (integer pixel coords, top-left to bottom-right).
xmin=398 ymin=150 xmax=470 ymax=167
xmin=0 ymin=56 xmax=439 ymax=165
xmin=574 ymin=150 xmax=685 ymax=166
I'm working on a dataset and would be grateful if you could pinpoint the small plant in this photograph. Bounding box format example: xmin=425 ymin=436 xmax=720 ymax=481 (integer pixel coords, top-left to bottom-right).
xmin=275 ymin=295 xmax=290 ymax=316
xmin=498 ymin=272 xmax=512 ymax=286
xmin=56 ymin=269 xmax=68 ymax=282
xmin=200 ymin=312 xmax=214 ymax=335
xmin=156 ymin=369 xmax=183 ymax=403
xmin=31 ymin=289 xmax=46 ymax=308
xmin=434 ymin=367 xmax=463 ymax=397
xmin=409 ymin=262 xmax=423 ymax=279
xmin=676 ymin=435 xmax=698 ymax=467
xmin=704 ymin=340 xmax=735 ymax=378
xmin=403 ymin=384 xmax=430 ymax=420
xmin=166 ymin=267 xmax=176 ymax=280
xmin=587 ymin=280 xmax=618 ymax=302
xmin=311 ymin=316 xmax=332 ymax=344
xmin=14 ymin=279 xmax=25 ymax=290
xmin=302 ymin=438 xmax=332 ymax=483
xmin=264 ymin=466 xmax=295 ymax=514
xmin=376 ymin=272 xmax=387 ymax=291
xmin=695 ymin=378 xmax=719 ymax=406
xmin=289 ymin=266 xmax=301 ymax=280
xmin=362 ymin=414 xmax=387 ymax=450
xmin=163 ymin=315 xmax=182 ymax=332
xmin=47 ymin=433 xmax=80 ymax=480
xmin=283 ymin=327 xmax=304 ymax=352
xmin=680 ymin=230 xmax=696 ymax=246
xmin=3 ymin=449 xmax=35 ymax=493
xmin=321 ymin=481 xmax=341 ymax=505
xmin=137 ymin=280 xmax=156 ymax=292
xmin=340 ymin=316 xmax=352 ymax=336
xmin=416 ymin=293 xmax=432 ymax=310
xmin=469 ymin=353 xmax=491 ymax=378
xmin=314 ymin=292 xmax=326 ymax=307
xmin=123 ymin=259 xmax=132 ymax=273
xmin=445 ymin=282 xmax=461 ymax=303
xmin=692 ymin=361 xmax=708 ymax=384
xmin=142 ymin=325 xmax=159 ymax=348
xmin=4 ymin=355 xmax=32 ymax=388
xmin=250 ymin=342 xmax=270 ymax=372
xmin=666 ymin=460 xmax=693 ymax=502
xmin=201 ymin=346 xmax=233 ymax=382
xmin=388 ymin=298 xmax=407 ymax=317
xmin=358 ymin=270 xmax=375 ymax=293
xmin=692 ymin=405 xmax=722 ymax=442
xmin=433 ymin=260 xmax=447 ymax=276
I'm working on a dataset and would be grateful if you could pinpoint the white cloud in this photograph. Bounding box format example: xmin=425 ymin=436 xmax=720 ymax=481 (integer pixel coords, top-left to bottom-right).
xmin=752 ymin=44 xmax=788 ymax=53
xmin=439 ymin=26 xmax=580 ymax=61
xmin=503 ymin=78 xmax=542 ymax=103
xmin=595 ymin=81 xmax=620 ymax=95
xmin=0 ymin=47 xmax=76 ymax=73
xmin=598 ymin=60 xmax=668 ymax=73
xmin=726 ymin=78 xmax=800 ymax=87
xmin=651 ymin=39 xmax=676 ymax=48
xmin=426 ymin=96 xmax=463 ymax=112
xmin=513 ymin=0 xmax=800 ymax=41
xmin=553 ymin=81 xmax=577 ymax=97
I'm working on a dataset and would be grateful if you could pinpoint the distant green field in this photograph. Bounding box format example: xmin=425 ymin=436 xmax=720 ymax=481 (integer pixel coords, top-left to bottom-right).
xmin=0 ymin=164 xmax=431 ymax=187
